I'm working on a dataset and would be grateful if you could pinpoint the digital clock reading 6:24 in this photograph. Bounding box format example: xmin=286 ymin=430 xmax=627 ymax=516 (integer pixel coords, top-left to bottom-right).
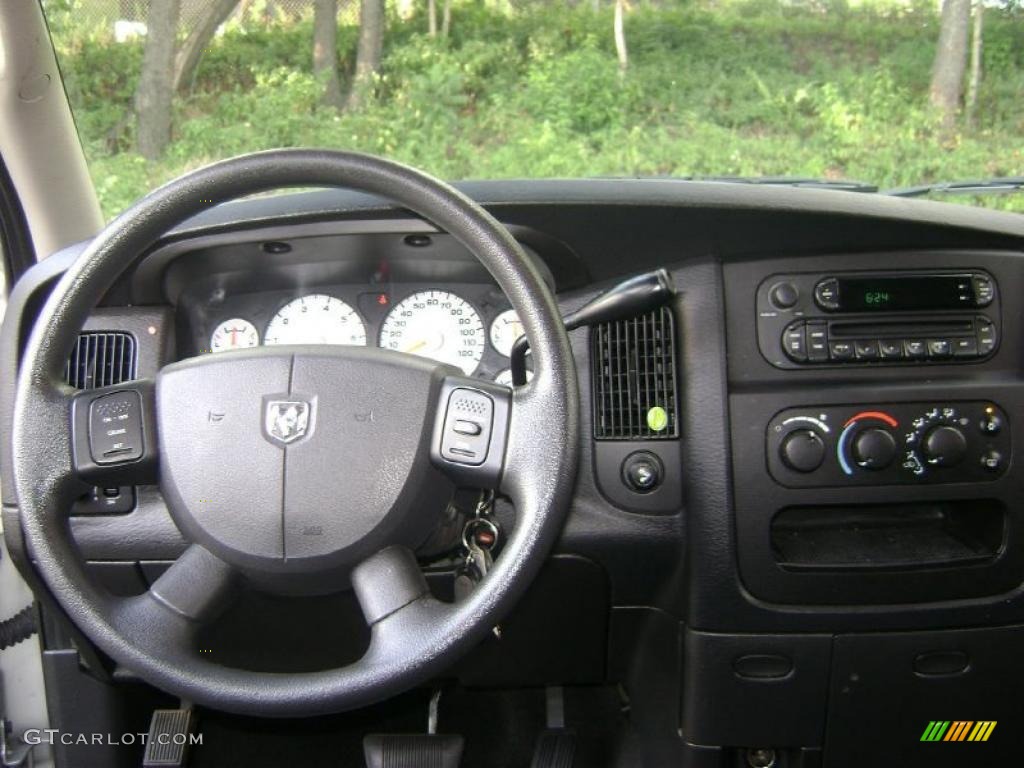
xmin=864 ymin=290 xmax=892 ymax=306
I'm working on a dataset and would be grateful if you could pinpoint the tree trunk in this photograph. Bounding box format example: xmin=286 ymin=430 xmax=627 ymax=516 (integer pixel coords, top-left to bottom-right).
xmin=314 ymin=0 xmax=344 ymax=108
xmin=428 ymin=0 xmax=437 ymax=37
xmin=965 ymin=0 xmax=983 ymax=128
xmin=929 ymin=0 xmax=971 ymax=139
xmin=345 ymin=0 xmax=385 ymax=111
xmin=614 ymin=0 xmax=628 ymax=75
xmin=172 ymin=0 xmax=239 ymax=94
xmin=441 ymin=0 xmax=451 ymax=38
xmin=136 ymin=0 xmax=180 ymax=161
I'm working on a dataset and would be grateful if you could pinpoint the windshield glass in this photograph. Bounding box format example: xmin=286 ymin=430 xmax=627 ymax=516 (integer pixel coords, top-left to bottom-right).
xmin=44 ymin=0 xmax=1024 ymax=219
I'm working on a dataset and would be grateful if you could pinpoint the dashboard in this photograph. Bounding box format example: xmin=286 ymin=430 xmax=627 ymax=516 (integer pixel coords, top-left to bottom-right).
xmin=194 ymin=283 xmax=524 ymax=383
xmin=5 ymin=178 xmax=1024 ymax=767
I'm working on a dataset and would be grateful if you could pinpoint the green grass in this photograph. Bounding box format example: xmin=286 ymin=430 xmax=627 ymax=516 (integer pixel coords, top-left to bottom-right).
xmin=47 ymin=0 xmax=1024 ymax=219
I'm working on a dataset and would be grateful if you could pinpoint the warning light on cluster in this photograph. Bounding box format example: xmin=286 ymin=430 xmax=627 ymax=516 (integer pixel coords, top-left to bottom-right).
xmin=377 ymin=294 xmax=389 ymax=306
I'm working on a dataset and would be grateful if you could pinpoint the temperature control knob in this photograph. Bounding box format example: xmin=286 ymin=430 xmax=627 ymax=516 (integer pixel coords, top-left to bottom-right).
xmin=922 ymin=425 xmax=967 ymax=467
xmin=852 ymin=428 xmax=896 ymax=470
xmin=780 ymin=429 xmax=826 ymax=473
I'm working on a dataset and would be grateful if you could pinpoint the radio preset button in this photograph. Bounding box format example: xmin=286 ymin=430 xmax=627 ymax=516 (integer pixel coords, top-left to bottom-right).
xmin=904 ymin=340 xmax=927 ymax=359
xmin=829 ymin=341 xmax=854 ymax=361
xmin=879 ymin=339 xmax=903 ymax=359
xmin=952 ymin=337 xmax=978 ymax=357
xmin=926 ymin=339 xmax=952 ymax=358
xmin=854 ymin=340 xmax=879 ymax=360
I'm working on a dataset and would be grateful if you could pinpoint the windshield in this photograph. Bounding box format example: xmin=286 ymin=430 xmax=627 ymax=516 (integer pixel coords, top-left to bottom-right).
xmin=44 ymin=0 xmax=1024 ymax=219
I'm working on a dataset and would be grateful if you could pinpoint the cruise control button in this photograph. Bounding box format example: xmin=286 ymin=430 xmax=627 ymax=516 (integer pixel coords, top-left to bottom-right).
xmin=829 ymin=341 xmax=854 ymax=361
xmin=88 ymin=390 xmax=144 ymax=465
xmin=854 ymin=340 xmax=879 ymax=360
xmin=952 ymin=337 xmax=978 ymax=358
xmin=782 ymin=322 xmax=807 ymax=362
xmin=904 ymin=339 xmax=927 ymax=359
xmin=927 ymin=339 xmax=952 ymax=358
xmin=452 ymin=419 xmax=483 ymax=436
xmin=879 ymin=339 xmax=903 ymax=359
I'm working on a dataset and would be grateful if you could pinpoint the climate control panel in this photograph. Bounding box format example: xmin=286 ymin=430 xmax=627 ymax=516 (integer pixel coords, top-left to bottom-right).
xmin=767 ymin=401 xmax=1010 ymax=487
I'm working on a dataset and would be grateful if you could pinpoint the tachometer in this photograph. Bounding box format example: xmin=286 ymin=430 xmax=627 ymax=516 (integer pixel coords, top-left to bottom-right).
xmin=210 ymin=318 xmax=260 ymax=352
xmin=264 ymin=294 xmax=366 ymax=346
xmin=380 ymin=290 xmax=485 ymax=375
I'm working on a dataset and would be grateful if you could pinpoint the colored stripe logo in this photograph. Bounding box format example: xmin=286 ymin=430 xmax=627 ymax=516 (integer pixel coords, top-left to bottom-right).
xmin=921 ymin=721 xmax=996 ymax=742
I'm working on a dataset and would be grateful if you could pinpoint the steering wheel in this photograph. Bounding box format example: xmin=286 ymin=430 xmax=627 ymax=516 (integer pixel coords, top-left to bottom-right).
xmin=10 ymin=150 xmax=578 ymax=716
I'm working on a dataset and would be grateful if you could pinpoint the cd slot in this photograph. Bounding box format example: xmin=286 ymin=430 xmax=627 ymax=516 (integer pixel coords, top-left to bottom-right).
xmin=829 ymin=319 xmax=975 ymax=338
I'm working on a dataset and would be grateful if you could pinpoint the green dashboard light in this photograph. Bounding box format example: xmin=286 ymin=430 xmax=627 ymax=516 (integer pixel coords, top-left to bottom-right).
xmin=647 ymin=406 xmax=669 ymax=432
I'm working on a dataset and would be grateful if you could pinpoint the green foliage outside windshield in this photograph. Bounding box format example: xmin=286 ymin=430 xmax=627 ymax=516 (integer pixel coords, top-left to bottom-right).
xmin=46 ymin=0 xmax=1024 ymax=219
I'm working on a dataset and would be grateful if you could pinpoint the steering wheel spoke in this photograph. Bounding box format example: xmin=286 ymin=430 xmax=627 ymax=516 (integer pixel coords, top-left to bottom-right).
xmin=69 ymin=378 xmax=159 ymax=487
xmin=110 ymin=544 xmax=238 ymax=651
xmin=351 ymin=545 xmax=431 ymax=627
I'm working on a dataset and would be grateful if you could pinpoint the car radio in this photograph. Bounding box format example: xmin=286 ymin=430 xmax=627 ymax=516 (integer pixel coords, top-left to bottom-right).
xmin=756 ymin=270 xmax=999 ymax=368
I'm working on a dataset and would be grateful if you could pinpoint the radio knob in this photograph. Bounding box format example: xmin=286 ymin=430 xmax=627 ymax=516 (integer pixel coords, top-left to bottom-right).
xmin=852 ymin=428 xmax=897 ymax=470
xmin=780 ymin=429 xmax=826 ymax=473
xmin=922 ymin=425 xmax=967 ymax=467
xmin=769 ymin=282 xmax=800 ymax=309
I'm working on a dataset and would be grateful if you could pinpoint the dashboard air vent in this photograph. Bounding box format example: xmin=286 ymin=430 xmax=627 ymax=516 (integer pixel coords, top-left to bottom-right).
xmin=64 ymin=332 xmax=137 ymax=390
xmin=591 ymin=306 xmax=678 ymax=440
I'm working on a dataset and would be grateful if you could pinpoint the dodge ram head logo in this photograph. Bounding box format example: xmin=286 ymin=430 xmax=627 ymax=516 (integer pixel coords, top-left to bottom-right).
xmin=265 ymin=400 xmax=310 ymax=445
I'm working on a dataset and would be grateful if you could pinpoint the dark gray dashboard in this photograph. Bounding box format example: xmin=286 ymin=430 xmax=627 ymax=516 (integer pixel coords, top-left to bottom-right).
xmin=6 ymin=179 xmax=1024 ymax=765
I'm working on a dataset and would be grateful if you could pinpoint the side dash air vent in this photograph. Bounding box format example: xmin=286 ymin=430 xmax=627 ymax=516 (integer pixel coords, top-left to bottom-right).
xmin=591 ymin=306 xmax=678 ymax=440
xmin=64 ymin=332 xmax=137 ymax=390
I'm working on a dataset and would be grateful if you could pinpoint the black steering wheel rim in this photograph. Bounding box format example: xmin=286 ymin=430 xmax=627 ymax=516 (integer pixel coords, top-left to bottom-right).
xmin=10 ymin=149 xmax=579 ymax=716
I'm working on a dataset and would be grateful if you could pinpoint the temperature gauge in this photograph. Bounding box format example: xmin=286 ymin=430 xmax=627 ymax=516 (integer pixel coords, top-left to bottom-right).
xmin=210 ymin=318 xmax=260 ymax=352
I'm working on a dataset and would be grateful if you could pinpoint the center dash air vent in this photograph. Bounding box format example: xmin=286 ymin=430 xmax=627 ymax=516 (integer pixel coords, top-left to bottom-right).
xmin=591 ymin=306 xmax=678 ymax=440
xmin=64 ymin=332 xmax=137 ymax=390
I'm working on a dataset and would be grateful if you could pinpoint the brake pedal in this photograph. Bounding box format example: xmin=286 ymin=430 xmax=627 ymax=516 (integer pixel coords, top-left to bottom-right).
xmin=363 ymin=734 xmax=464 ymax=768
xmin=142 ymin=708 xmax=196 ymax=767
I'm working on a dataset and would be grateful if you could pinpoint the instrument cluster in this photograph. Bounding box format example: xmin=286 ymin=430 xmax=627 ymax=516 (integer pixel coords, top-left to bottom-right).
xmin=199 ymin=284 xmax=528 ymax=384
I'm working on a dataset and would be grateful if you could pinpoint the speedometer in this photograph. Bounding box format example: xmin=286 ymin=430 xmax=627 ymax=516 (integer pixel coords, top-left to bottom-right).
xmin=379 ymin=291 xmax=485 ymax=375
xmin=264 ymin=294 xmax=366 ymax=346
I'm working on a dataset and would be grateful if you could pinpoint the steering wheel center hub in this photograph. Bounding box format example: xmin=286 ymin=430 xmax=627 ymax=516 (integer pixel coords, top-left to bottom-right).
xmin=156 ymin=347 xmax=453 ymax=590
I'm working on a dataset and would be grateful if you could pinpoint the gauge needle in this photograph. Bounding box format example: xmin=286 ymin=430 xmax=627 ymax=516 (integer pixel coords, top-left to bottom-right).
xmin=404 ymin=339 xmax=428 ymax=354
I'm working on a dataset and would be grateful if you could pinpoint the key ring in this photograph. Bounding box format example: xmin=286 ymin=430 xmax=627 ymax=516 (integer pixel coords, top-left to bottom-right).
xmin=462 ymin=517 xmax=500 ymax=551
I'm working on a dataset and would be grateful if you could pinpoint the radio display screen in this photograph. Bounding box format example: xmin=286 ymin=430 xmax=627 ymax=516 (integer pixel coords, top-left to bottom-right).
xmin=838 ymin=275 xmax=974 ymax=312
